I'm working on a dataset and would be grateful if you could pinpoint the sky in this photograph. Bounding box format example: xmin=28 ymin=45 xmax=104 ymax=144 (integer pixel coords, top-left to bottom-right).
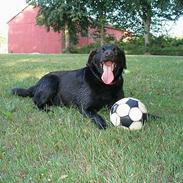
xmin=0 ymin=0 xmax=183 ymax=37
xmin=166 ymin=16 xmax=183 ymax=37
xmin=0 ymin=0 xmax=26 ymax=36
xmin=0 ymin=0 xmax=26 ymax=23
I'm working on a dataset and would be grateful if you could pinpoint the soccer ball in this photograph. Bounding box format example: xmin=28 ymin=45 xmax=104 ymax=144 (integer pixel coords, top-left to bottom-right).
xmin=110 ymin=97 xmax=148 ymax=130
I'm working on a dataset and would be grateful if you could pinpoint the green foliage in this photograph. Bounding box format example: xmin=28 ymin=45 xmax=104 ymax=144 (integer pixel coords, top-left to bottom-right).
xmin=75 ymin=43 xmax=101 ymax=54
xmin=113 ymin=0 xmax=183 ymax=48
xmin=87 ymin=0 xmax=118 ymax=45
xmin=151 ymin=36 xmax=183 ymax=48
xmin=115 ymin=0 xmax=183 ymax=33
xmin=0 ymin=54 xmax=183 ymax=182
xmin=69 ymin=36 xmax=183 ymax=55
xmin=149 ymin=47 xmax=183 ymax=56
xmin=31 ymin=0 xmax=90 ymax=32
xmin=120 ymin=36 xmax=183 ymax=55
xmin=104 ymin=34 xmax=117 ymax=44
xmin=27 ymin=0 xmax=183 ymax=50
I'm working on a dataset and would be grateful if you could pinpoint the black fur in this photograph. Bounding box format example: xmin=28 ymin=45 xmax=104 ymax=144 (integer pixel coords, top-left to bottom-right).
xmin=12 ymin=44 xmax=126 ymax=129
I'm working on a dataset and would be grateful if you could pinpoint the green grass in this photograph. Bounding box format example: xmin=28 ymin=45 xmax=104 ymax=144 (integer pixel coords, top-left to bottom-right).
xmin=0 ymin=54 xmax=183 ymax=183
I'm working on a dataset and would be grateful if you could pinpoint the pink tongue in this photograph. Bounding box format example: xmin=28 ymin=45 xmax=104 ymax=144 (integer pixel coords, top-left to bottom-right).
xmin=101 ymin=61 xmax=114 ymax=84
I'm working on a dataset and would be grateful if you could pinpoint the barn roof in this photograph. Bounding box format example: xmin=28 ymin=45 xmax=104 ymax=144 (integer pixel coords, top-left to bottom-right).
xmin=7 ymin=5 xmax=31 ymax=24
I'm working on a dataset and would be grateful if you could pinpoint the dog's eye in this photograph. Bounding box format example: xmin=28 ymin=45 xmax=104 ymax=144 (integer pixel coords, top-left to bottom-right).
xmin=113 ymin=47 xmax=118 ymax=55
xmin=113 ymin=47 xmax=117 ymax=52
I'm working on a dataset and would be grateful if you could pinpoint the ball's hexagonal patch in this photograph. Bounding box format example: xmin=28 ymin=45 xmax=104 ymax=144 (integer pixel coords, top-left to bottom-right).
xmin=116 ymin=104 xmax=130 ymax=117
xmin=129 ymin=107 xmax=143 ymax=121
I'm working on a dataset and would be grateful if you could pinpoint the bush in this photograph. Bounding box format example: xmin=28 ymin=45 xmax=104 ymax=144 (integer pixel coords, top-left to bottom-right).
xmin=120 ymin=36 xmax=146 ymax=54
xmin=62 ymin=47 xmax=78 ymax=54
xmin=151 ymin=36 xmax=183 ymax=48
xmin=120 ymin=36 xmax=183 ymax=56
xmin=74 ymin=43 xmax=101 ymax=54
xmin=150 ymin=36 xmax=183 ymax=56
xmin=149 ymin=47 xmax=183 ymax=56
xmin=69 ymin=36 xmax=183 ymax=55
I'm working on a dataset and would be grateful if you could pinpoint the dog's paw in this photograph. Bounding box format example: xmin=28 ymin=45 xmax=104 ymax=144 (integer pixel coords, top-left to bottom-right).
xmin=95 ymin=117 xmax=107 ymax=130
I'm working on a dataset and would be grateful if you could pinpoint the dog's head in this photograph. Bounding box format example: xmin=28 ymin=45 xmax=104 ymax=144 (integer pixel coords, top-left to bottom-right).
xmin=87 ymin=44 xmax=126 ymax=85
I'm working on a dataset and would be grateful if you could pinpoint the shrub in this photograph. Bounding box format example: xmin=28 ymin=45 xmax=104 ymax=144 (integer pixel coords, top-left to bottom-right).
xmin=151 ymin=36 xmax=183 ymax=48
xmin=74 ymin=43 xmax=101 ymax=54
xmin=120 ymin=35 xmax=183 ymax=56
xmin=149 ymin=47 xmax=183 ymax=56
xmin=70 ymin=35 xmax=183 ymax=55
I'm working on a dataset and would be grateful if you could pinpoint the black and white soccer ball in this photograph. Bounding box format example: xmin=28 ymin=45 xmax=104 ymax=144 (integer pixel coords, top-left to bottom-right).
xmin=110 ymin=97 xmax=148 ymax=130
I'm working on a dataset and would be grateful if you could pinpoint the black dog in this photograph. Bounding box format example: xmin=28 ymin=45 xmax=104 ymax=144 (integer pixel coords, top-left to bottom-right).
xmin=12 ymin=44 xmax=126 ymax=129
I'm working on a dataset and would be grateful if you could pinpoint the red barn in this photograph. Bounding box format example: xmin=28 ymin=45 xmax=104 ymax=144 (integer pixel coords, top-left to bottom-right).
xmin=8 ymin=5 xmax=127 ymax=54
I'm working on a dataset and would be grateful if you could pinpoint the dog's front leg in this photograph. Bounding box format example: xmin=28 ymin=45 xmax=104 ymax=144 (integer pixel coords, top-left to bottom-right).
xmin=81 ymin=109 xmax=107 ymax=129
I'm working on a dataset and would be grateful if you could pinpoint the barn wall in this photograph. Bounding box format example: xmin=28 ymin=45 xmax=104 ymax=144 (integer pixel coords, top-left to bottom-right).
xmin=8 ymin=6 xmax=63 ymax=54
xmin=77 ymin=27 xmax=125 ymax=47
xmin=78 ymin=36 xmax=94 ymax=47
xmin=105 ymin=27 xmax=125 ymax=41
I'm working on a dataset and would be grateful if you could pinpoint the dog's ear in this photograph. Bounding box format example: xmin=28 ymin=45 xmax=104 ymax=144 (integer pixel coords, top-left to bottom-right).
xmin=119 ymin=48 xmax=127 ymax=69
xmin=87 ymin=49 xmax=97 ymax=67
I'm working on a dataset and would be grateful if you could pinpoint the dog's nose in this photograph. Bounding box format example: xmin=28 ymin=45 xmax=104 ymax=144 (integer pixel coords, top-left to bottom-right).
xmin=104 ymin=50 xmax=114 ymax=59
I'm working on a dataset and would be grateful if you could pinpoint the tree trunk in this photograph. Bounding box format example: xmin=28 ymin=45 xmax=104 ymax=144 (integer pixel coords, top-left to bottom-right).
xmin=143 ymin=16 xmax=151 ymax=49
xmin=100 ymin=23 xmax=104 ymax=46
xmin=99 ymin=16 xmax=105 ymax=46
xmin=64 ymin=22 xmax=70 ymax=52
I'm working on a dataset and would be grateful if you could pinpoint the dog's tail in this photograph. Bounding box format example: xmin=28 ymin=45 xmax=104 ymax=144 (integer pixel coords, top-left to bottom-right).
xmin=11 ymin=86 xmax=35 ymax=97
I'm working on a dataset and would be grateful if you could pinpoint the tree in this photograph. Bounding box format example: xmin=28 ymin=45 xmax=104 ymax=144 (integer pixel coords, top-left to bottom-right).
xmin=114 ymin=0 xmax=183 ymax=49
xmin=29 ymin=0 xmax=90 ymax=52
xmin=87 ymin=0 xmax=118 ymax=45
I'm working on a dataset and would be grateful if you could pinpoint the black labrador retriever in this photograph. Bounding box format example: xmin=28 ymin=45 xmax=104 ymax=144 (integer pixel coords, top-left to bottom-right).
xmin=12 ymin=44 xmax=127 ymax=129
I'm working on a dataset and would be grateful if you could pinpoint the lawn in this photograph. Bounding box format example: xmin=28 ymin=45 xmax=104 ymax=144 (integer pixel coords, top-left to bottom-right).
xmin=0 ymin=54 xmax=183 ymax=182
